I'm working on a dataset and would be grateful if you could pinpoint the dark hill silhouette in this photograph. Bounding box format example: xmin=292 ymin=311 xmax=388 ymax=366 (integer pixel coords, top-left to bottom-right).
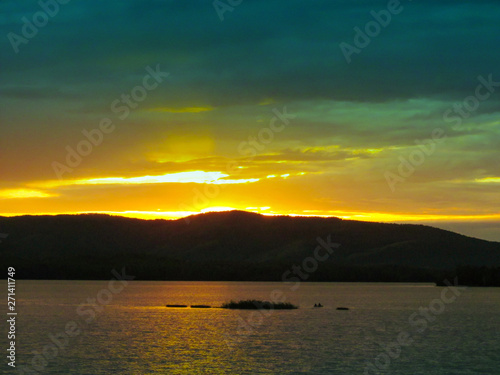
xmin=1 ymin=211 xmax=499 ymax=282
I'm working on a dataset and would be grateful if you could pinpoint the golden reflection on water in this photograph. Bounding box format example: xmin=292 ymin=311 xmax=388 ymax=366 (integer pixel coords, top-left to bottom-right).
xmin=14 ymin=281 xmax=500 ymax=374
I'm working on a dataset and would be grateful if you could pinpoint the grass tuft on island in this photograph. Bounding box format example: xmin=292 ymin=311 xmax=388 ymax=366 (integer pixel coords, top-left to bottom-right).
xmin=221 ymin=300 xmax=298 ymax=310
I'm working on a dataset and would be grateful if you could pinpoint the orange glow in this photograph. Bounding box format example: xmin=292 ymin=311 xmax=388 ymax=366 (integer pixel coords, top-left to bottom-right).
xmin=3 ymin=209 xmax=500 ymax=224
xmin=200 ymin=206 xmax=237 ymax=213
xmin=0 ymin=189 xmax=54 ymax=199
xmin=475 ymin=177 xmax=500 ymax=183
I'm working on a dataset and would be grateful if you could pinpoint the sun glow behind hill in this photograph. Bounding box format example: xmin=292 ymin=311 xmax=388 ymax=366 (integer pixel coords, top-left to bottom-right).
xmin=2 ymin=167 xmax=500 ymax=240
xmin=2 ymin=208 xmax=500 ymax=228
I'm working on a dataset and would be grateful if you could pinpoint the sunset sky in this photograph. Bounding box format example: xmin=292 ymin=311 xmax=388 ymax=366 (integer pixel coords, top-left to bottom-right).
xmin=1 ymin=0 xmax=499 ymax=241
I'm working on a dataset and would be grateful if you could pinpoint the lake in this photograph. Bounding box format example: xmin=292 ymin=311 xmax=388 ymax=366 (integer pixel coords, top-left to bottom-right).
xmin=8 ymin=280 xmax=500 ymax=374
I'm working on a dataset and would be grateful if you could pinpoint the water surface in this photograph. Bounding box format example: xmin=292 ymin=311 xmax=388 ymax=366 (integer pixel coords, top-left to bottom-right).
xmin=8 ymin=281 xmax=500 ymax=374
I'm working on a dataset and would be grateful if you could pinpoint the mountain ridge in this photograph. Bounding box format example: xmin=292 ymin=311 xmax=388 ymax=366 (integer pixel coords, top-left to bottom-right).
xmin=1 ymin=211 xmax=499 ymax=281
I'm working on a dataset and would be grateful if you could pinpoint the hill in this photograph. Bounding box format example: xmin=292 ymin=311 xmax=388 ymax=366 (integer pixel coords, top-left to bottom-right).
xmin=1 ymin=211 xmax=499 ymax=282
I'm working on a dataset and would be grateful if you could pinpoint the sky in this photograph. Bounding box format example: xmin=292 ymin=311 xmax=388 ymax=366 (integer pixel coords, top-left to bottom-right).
xmin=1 ymin=0 xmax=500 ymax=241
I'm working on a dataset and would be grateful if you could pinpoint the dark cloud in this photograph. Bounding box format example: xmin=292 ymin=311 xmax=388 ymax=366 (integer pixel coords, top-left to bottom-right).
xmin=2 ymin=0 xmax=500 ymax=106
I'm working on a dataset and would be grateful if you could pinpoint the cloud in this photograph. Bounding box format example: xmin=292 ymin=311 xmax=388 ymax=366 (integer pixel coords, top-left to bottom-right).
xmin=148 ymin=106 xmax=214 ymax=113
xmin=0 ymin=189 xmax=55 ymax=199
xmin=2 ymin=1 xmax=500 ymax=105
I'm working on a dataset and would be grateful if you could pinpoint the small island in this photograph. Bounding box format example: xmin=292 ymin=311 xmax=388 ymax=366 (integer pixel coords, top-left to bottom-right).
xmin=221 ymin=300 xmax=298 ymax=310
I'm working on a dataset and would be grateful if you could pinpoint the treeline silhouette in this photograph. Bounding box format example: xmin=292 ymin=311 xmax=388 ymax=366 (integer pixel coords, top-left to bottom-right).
xmin=437 ymin=266 xmax=500 ymax=286
xmin=1 ymin=211 xmax=499 ymax=284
